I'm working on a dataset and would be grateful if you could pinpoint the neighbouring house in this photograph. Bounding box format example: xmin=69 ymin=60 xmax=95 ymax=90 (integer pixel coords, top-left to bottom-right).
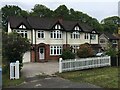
xmin=8 ymin=16 xmax=101 ymax=62
xmin=99 ymin=32 xmax=119 ymax=51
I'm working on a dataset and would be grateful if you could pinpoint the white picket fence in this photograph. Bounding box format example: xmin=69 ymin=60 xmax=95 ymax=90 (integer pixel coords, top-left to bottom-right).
xmin=59 ymin=56 xmax=111 ymax=73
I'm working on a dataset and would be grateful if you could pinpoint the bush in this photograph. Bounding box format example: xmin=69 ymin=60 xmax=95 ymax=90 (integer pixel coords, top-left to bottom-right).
xmin=2 ymin=32 xmax=30 ymax=72
xmin=77 ymin=43 xmax=94 ymax=58
xmin=60 ymin=49 xmax=75 ymax=60
xmin=106 ymin=47 xmax=117 ymax=57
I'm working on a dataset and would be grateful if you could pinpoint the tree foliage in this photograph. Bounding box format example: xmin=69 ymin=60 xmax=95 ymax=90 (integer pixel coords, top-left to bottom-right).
xmin=101 ymin=16 xmax=120 ymax=33
xmin=30 ymin=4 xmax=53 ymax=17
xmin=77 ymin=43 xmax=94 ymax=58
xmin=1 ymin=4 xmax=119 ymax=34
xmin=1 ymin=5 xmax=29 ymax=32
xmin=2 ymin=32 xmax=30 ymax=63
xmin=61 ymin=48 xmax=75 ymax=60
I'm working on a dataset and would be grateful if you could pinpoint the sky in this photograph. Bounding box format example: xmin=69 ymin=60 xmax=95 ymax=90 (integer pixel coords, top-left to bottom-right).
xmin=0 ymin=0 xmax=120 ymax=22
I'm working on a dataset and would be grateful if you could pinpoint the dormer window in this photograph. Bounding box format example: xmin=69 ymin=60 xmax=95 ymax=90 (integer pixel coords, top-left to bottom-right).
xmin=19 ymin=25 xmax=26 ymax=29
xmin=92 ymin=31 xmax=96 ymax=33
xmin=74 ymin=26 xmax=80 ymax=31
xmin=54 ymin=24 xmax=61 ymax=29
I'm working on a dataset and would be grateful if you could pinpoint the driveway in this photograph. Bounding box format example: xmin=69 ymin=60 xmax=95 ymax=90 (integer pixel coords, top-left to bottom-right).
xmin=21 ymin=61 xmax=59 ymax=78
xmin=10 ymin=76 xmax=101 ymax=88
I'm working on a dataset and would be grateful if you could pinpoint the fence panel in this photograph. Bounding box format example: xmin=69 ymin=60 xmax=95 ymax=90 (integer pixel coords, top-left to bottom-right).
xmin=59 ymin=56 xmax=111 ymax=73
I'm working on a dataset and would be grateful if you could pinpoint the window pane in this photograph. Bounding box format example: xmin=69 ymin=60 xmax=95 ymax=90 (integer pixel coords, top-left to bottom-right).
xmin=38 ymin=33 xmax=40 ymax=38
xmin=41 ymin=33 xmax=44 ymax=38
xmin=25 ymin=33 xmax=27 ymax=38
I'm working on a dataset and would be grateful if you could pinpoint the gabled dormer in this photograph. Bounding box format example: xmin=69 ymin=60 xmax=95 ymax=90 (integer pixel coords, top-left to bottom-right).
xmin=17 ymin=23 xmax=28 ymax=30
xmin=91 ymin=29 xmax=97 ymax=34
xmin=52 ymin=21 xmax=64 ymax=30
xmin=72 ymin=23 xmax=83 ymax=32
xmin=19 ymin=24 xmax=26 ymax=29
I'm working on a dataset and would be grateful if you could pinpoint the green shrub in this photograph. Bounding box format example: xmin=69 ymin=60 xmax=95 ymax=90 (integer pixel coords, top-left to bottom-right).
xmin=106 ymin=47 xmax=117 ymax=57
xmin=77 ymin=43 xmax=94 ymax=58
xmin=60 ymin=49 xmax=75 ymax=60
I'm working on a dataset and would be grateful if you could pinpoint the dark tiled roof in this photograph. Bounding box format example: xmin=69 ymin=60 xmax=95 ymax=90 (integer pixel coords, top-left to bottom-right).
xmin=8 ymin=16 xmax=31 ymax=29
xmin=104 ymin=33 xmax=119 ymax=40
xmin=8 ymin=16 xmax=95 ymax=32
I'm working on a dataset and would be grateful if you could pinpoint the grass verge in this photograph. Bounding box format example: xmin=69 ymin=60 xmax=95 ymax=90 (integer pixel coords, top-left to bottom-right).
xmin=57 ymin=66 xmax=119 ymax=88
xmin=2 ymin=71 xmax=25 ymax=88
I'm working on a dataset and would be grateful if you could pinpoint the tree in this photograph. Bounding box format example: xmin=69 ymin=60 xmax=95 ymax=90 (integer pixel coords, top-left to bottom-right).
xmin=2 ymin=32 xmax=30 ymax=72
xmin=1 ymin=5 xmax=29 ymax=32
xmin=77 ymin=43 xmax=94 ymax=58
xmin=30 ymin=4 xmax=53 ymax=17
xmin=53 ymin=5 xmax=69 ymax=19
xmin=101 ymin=16 xmax=120 ymax=33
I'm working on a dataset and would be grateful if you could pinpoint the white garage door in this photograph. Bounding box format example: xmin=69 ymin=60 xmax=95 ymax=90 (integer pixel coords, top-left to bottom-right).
xmin=23 ymin=51 xmax=31 ymax=63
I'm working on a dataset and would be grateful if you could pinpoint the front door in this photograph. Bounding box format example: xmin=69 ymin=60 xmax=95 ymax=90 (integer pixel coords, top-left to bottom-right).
xmin=39 ymin=47 xmax=45 ymax=60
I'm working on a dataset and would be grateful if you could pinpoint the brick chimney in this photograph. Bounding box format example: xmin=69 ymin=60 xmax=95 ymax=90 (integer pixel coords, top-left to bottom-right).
xmin=58 ymin=16 xmax=63 ymax=24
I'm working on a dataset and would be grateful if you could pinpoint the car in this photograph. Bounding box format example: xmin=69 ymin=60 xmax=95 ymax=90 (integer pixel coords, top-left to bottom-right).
xmin=96 ymin=52 xmax=106 ymax=57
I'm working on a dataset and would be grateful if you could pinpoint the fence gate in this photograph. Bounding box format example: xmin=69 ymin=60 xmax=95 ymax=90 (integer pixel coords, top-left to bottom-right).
xmin=10 ymin=61 xmax=19 ymax=79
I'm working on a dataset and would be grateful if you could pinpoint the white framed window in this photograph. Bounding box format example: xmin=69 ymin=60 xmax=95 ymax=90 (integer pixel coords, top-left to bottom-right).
xmin=37 ymin=30 xmax=44 ymax=38
xmin=19 ymin=25 xmax=26 ymax=29
xmin=54 ymin=24 xmax=61 ymax=29
xmin=112 ymin=40 xmax=117 ymax=44
xmin=50 ymin=30 xmax=62 ymax=39
xmin=90 ymin=34 xmax=96 ymax=40
xmin=84 ymin=33 xmax=89 ymax=39
xmin=16 ymin=30 xmax=27 ymax=38
xmin=92 ymin=31 xmax=96 ymax=33
xmin=71 ymin=31 xmax=80 ymax=39
xmin=50 ymin=45 xmax=62 ymax=55
xmin=71 ymin=45 xmax=79 ymax=53
xmin=74 ymin=26 xmax=80 ymax=30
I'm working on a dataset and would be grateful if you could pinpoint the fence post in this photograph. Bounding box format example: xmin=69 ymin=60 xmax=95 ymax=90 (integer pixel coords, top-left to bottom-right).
xmin=15 ymin=61 xmax=19 ymax=79
xmin=109 ymin=56 xmax=111 ymax=66
xmin=10 ymin=63 xmax=15 ymax=79
xmin=59 ymin=58 xmax=62 ymax=73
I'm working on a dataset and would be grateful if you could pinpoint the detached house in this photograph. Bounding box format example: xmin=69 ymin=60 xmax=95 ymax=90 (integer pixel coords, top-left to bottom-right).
xmin=99 ymin=33 xmax=119 ymax=51
xmin=8 ymin=16 xmax=100 ymax=62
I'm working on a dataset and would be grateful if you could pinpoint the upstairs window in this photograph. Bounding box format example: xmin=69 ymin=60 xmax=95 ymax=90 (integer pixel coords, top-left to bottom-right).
xmin=100 ymin=39 xmax=105 ymax=43
xmin=74 ymin=26 xmax=80 ymax=30
xmin=54 ymin=24 xmax=62 ymax=29
xmin=112 ymin=40 xmax=117 ymax=44
xmin=37 ymin=31 xmax=44 ymax=38
xmin=16 ymin=30 xmax=27 ymax=38
xmin=90 ymin=34 xmax=96 ymax=40
xmin=71 ymin=31 xmax=80 ymax=39
xmin=84 ymin=33 xmax=89 ymax=39
xmin=19 ymin=25 xmax=26 ymax=29
xmin=50 ymin=30 xmax=62 ymax=39
xmin=91 ymin=31 xmax=96 ymax=33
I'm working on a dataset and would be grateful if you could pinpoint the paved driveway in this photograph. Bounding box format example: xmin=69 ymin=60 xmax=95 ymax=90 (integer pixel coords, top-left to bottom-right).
xmin=21 ymin=61 xmax=59 ymax=78
xmin=10 ymin=76 xmax=101 ymax=88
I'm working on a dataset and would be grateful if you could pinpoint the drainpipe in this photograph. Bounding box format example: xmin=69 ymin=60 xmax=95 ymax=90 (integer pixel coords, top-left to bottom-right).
xmin=32 ymin=29 xmax=36 ymax=62
xmin=66 ymin=31 xmax=68 ymax=48
xmin=35 ymin=30 xmax=37 ymax=62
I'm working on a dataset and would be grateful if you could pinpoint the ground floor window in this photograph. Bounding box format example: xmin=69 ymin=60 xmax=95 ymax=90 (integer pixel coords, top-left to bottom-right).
xmin=50 ymin=45 xmax=62 ymax=55
xmin=70 ymin=45 xmax=79 ymax=53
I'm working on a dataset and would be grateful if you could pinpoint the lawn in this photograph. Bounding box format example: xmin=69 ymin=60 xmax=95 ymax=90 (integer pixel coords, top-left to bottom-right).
xmin=2 ymin=71 xmax=25 ymax=87
xmin=57 ymin=66 xmax=119 ymax=88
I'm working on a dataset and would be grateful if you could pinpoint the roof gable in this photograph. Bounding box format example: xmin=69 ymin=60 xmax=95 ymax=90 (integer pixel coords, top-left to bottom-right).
xmin=101 ymin=33 xmax=119 ymax=40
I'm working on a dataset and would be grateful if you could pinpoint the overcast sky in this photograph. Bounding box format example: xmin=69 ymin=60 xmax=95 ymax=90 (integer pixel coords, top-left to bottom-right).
xmin=1 ymin=0 xmax=119 ymax=22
